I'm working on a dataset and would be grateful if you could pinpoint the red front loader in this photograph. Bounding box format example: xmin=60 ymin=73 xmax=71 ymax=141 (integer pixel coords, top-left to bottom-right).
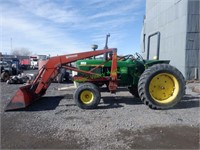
xmin=6 ymin=48 xmax=118 ymax=110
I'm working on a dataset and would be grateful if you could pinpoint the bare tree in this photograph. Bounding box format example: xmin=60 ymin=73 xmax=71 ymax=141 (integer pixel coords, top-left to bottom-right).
xmin=11 ymin=48 xmax=32 ymax=56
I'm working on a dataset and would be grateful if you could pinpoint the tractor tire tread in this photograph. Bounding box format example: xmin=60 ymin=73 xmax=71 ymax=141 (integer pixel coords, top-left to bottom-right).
xmin=138 ymin=64 xmax=185 ymax=109
xmin=74 ymin=83 xmax=101 ymax=109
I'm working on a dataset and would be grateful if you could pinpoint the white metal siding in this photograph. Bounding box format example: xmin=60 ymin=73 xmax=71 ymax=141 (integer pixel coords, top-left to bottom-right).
xmin=142 ymin=0 xmax=189 ymax=78
xmin=185 ymin=0 xmax=200 ymax=79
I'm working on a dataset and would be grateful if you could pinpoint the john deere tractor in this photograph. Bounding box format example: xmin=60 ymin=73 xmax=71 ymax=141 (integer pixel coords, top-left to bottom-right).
xmin=73 ymin=51 xmax=185 ymax=110
xmin=6 ymin=45 xmax=185 ymax=111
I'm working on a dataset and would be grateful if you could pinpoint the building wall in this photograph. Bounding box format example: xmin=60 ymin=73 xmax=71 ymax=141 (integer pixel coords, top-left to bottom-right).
xmin=185 ymin=0 xmax=200 ymax=79
xmin=142 ymin=0 xmax=188 ymax=78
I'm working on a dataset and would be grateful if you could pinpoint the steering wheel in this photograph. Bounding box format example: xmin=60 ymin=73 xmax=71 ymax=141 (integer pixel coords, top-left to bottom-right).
xmin=135 ymin=53 xmax=145 ymax=63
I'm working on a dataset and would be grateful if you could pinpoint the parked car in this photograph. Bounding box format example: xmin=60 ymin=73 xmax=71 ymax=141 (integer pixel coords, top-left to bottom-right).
xmin=0 ymin=58 xmax=22 ymax=81
xmin=0 ymin=61 xmax=13 ymax=81
xmin=20 ymin=58 xmax=30 ymax=70
xmin=30 ymin=56 xmax=38 ymax=69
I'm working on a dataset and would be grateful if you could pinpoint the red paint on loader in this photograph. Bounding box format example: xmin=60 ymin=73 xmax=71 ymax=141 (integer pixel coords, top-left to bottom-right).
xmin=5 ymin=84 xmax=41 ymax=111
xmin=5 ymin=48 xmax=118 ymax=111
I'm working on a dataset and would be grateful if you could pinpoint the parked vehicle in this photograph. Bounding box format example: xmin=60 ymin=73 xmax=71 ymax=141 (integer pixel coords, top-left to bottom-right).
xmin=20 ymin=58 xmax=30 ymax=70
xmin=0 ymin=61 xmax=12 ymax=81
xmin=30 ymin=56 xmax=38 ymax=69
xmin=0 ymin=58 xmax=21 ymax=81
xmin=56 ymin=68 xmax=72 ymax=83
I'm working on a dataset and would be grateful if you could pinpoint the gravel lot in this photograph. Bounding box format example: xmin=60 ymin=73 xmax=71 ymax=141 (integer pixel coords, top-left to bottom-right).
xmin=0 ymin=73 xmax=200 ymax=149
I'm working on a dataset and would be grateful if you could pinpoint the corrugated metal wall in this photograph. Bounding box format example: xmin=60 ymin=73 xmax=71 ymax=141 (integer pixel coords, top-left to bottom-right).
xmin=142 ymin=0 xmax=200 ymax=80
xmin=185 ymin=0 xmax=200 ymax=79
xmin=142 ymin=0 xmax=188 ymax=78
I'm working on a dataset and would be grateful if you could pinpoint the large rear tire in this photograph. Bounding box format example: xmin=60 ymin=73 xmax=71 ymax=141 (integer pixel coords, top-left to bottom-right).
xmin=138 ymin=64 xmax=185 ymax=109
xmin=74 ymin=83 xmax=101 ymax=109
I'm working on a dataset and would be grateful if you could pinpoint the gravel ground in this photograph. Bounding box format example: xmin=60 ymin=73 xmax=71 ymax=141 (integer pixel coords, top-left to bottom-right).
xmin=0 ymin=75 xmax=200 ymax=149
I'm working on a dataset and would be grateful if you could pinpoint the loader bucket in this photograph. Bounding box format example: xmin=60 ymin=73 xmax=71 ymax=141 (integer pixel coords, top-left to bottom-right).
xmin=5 ymin=84 xmax=39 ymax=111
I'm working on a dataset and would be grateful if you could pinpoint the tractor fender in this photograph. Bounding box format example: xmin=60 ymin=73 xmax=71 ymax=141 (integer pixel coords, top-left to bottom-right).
xmin=145 ymin=60 xmax=170 ymax=68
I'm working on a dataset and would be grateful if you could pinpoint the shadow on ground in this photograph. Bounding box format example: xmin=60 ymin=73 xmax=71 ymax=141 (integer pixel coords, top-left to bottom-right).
xmin=6 ymin=94 xmax=199 ymax=111
xmin=5 ymin=94 xmax=74 ymax=112
xmin=99 ymin=94 xmax=200 ymax=110
xmin=24 ymin=95 xmax=65 ymax=111
xmin=97 ymin=96 xmax=142 ymax=109
xmin=172 ymin=94 xmax=199 ymax=109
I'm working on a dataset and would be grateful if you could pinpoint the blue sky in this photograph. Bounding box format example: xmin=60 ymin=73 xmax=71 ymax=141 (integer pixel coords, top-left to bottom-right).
xmin=1 ymin=0 xmax=145 ymax=56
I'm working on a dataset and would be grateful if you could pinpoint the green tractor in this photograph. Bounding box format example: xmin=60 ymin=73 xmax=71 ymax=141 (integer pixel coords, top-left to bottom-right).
xmin=5 ymin=44 xmax=185 ymax=111
xmin=73 ymin=50 xmax=185 ymax=110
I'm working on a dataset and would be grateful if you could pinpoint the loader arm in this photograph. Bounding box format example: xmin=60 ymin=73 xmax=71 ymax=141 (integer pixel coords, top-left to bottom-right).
xmin=35 ymin=48 xmax=117 ymax=94
xmin=6 ymin=48 xmax=117 ymax=110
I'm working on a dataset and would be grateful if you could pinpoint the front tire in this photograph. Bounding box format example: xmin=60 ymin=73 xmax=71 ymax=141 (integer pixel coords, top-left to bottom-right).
xmin=138 ymin=64 xmax=185 ymax=109
xmin=1 ymin=72 xmax=10 ymax=82
xmin=74 ymin=83 xmax=101 ymax=109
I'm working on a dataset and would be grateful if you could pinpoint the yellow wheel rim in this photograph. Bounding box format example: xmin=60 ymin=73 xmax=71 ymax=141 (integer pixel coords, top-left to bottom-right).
xmin=149 ymin=73 xmax=179 ymax=104
xmin=80 ymin=90 xmax=94 ymax=104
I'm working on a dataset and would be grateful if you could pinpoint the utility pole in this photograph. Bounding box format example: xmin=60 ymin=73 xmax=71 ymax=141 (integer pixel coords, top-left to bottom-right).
xmin=10 ymin=38 xmax=12 ymax=51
